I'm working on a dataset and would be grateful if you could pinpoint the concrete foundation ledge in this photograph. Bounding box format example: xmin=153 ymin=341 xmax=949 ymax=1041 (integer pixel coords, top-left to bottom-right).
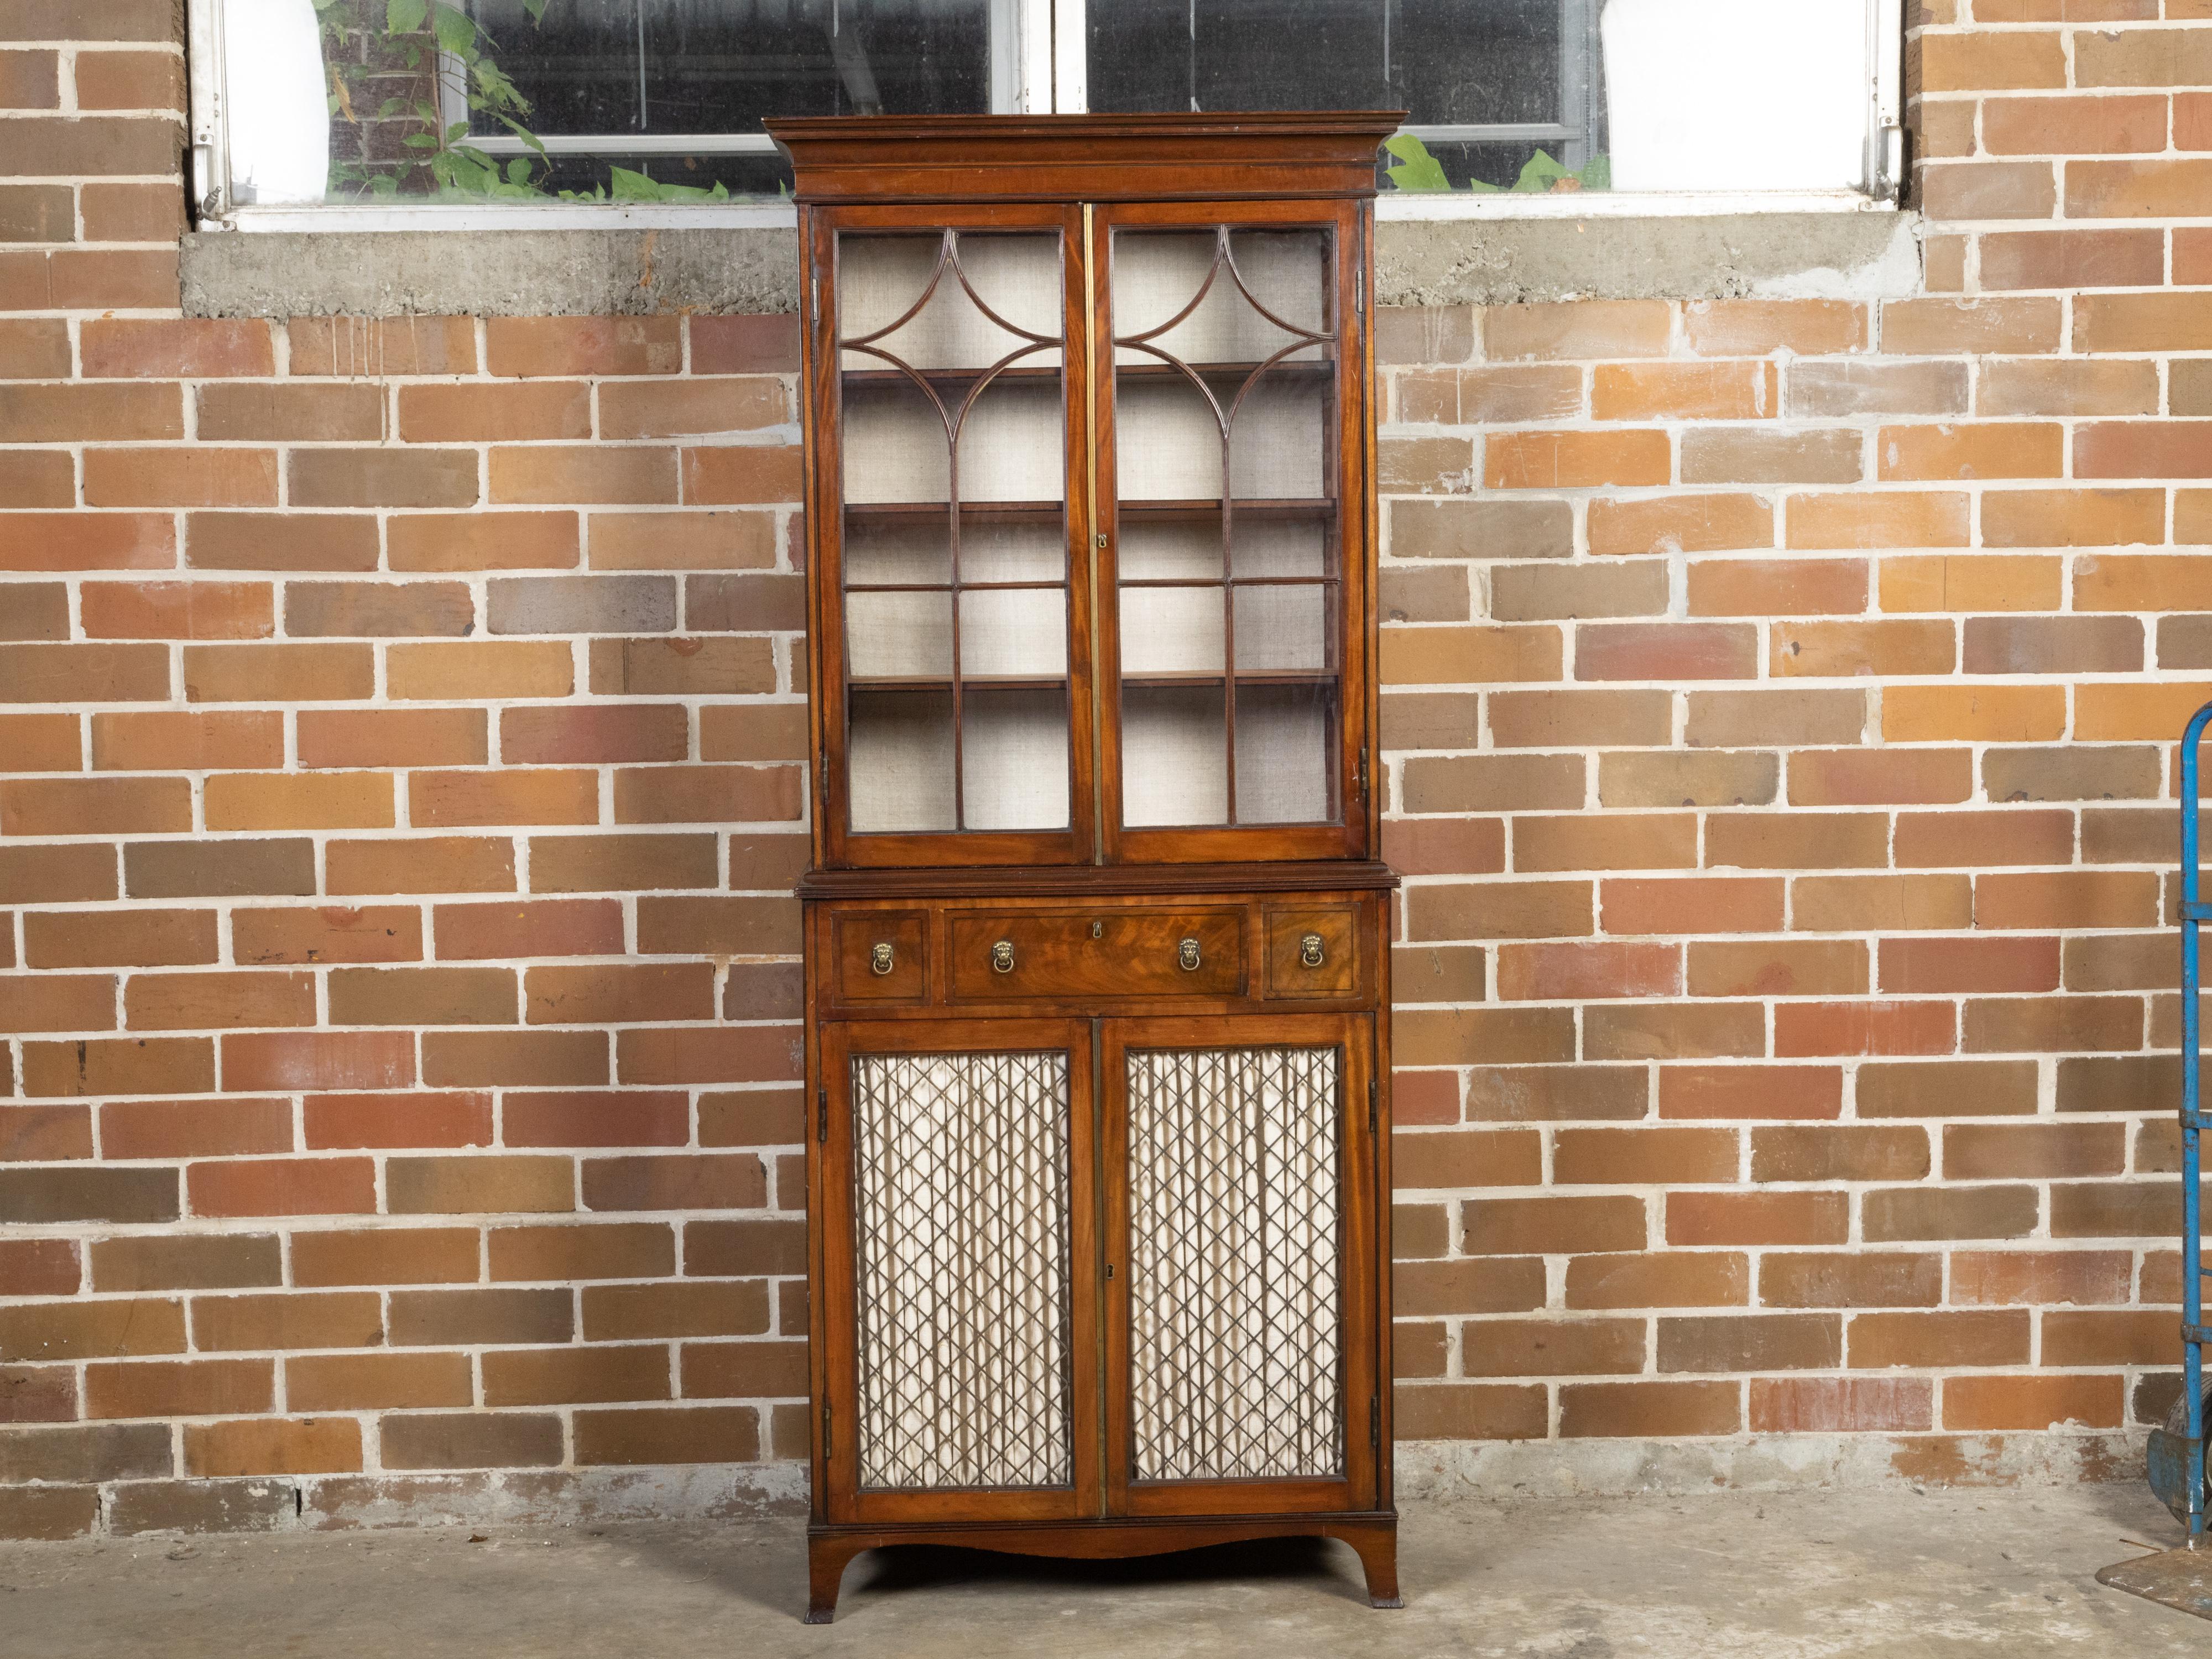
xmin=1396 ymin=1430 xmax=2145 ymax=1501
xmin=180 ymin=210 xmax=1920 ymax=320
xmin=0 ymin=1434 xmax=2144 ymax=1541
xmin=0 ymin=1464 xmax=810 ymax=1541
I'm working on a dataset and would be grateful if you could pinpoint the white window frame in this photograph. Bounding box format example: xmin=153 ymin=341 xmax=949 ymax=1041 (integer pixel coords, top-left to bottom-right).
xmin=190 ymin=0 xmax=1903 ymax=232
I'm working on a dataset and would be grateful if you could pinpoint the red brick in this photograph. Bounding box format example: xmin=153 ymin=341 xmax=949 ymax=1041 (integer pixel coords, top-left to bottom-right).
xmin=221 ymin=1031 xmax=414 ymax=1093
xmin=1751 ymin=1378 xmax=1931 ymax=1434
xmin=80 ymin=580 xmax=273 ymax=641
xmin=187 ymin=1158 xmax=377 ymax=1218
xmin=303 ymin=1093 xmax=493 ymax=1151
xmin=81 ymin=320 xmax=272 ymax=379
xmin=1943 ymin=1375 xmax=2122 ymax=1432
xmin=1667 ymin=1191 xmax=1848 ymax=1246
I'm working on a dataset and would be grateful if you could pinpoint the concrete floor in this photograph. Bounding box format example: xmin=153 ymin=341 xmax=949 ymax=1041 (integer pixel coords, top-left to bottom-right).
xmin=0 ymin=1484 xmax=2203 ymax=1658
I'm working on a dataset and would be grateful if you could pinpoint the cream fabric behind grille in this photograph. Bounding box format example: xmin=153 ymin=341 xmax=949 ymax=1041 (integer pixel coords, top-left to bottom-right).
xmin=1126 ymin=1046 xmax=1344 ymax=1483
xmin=851 ymin=1050 xmax=1075 ymax=1491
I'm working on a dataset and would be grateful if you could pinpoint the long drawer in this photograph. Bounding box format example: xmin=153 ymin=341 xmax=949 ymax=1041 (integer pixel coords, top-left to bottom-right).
xmin=817 ymin=892 xmax=1378 ymax=1014
xmin=947 ymin=909 xmax=1245 ymax=1001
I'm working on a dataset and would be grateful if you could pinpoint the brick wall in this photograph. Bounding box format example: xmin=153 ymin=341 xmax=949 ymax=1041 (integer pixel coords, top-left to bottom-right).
xmin=1 ymin=0 xmax=2208 ymax=1538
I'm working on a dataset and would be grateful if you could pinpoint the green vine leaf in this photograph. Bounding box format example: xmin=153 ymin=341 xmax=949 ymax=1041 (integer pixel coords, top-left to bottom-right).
xmin=1381 ymin=133 xmax=1450 ymax=193
xmin=387 ymin=0 xmax=427 ymax=36
xmin=429 ymin=1 xmax=477 ymax=58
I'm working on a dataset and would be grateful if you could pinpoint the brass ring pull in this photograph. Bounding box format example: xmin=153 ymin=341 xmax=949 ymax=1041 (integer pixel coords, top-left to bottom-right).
xmin=1299 ymin=933 xmax=1326 ymax=969
xmin=1177 ymin=937 xmax=1202 ymax=972
xmin=869 ymin=942 xmax=895 ymax=977
xmin=991 ymin=940 xmax=1015 ymax=974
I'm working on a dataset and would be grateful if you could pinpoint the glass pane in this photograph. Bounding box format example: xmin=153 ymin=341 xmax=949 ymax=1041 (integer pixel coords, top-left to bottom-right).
xmin=1233 ymin=585 xmax=1330 ymax=675
xmin=1234 ymin=517 xmax=1329 ymax=580
xmin=1120 ymin=520 xmax=1222 ymax=583
xmin=849 ymin=688 xmax=955 ymax=833
xmin=1235 ymin=683 xmax=1338 ymax=825
xmin=848 ymin=590 xmax=951 ymax=681
xmin=843 ymin=233 xmax=1062 ymax=373
xmin=961 ymin=520 xmax=1063 ymax=585
xmin=844 ymin=515 xmax=952 ymax=588
xmin=1114 ymin=377 xmax=1223 ymax=502
xmin=1122 ymin=685 xmax=1227 ymax=828
xmin=309 ymin=2 xmax=998 ymax=206
xmin=1121 ymin=588 xmax=1224 ymax=678
xmin=843 ymin=380 xmax=950 ymax=506
xmin=957 ymin=378 xmax=1066 ymax=504
xmin=963 ymin=688 xmax=1072 ymax=831
xmin=1228 ymin=371 xmax=1330 ymax=502
xmin=1112 ymin=231 xmax=1323 ymax=367
xmin=961 ymin=589 xmax=1067 ymax=679
xmin=837 ymin=229 xmax=1071 ymax=844
xmin=1113 ymin=223 xmax=1343 ymax=833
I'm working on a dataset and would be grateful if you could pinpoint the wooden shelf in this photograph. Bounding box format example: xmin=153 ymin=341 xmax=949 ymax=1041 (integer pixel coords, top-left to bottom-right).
xmin=841 ymin=358 xmax=1332 ymax=387
xmin=850 ymin=675 xmax=1070 ymax=693
xmin=846 ymin=501 xmax=1066 ymax=524
xmin=1119 ymin=499 xmax=1336 ymax=522
xmin=1121 ymin=671 xmax=1339 ymax=688
xmin=844 ymin=498 xmax=1335 ymax=525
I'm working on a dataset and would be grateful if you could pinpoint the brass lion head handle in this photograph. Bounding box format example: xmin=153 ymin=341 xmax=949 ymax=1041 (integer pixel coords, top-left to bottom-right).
xmin=990 ymin=940 xmax=1015 ymax=974
xmin=1299 ymin=933 xmax=1326 ymax=969
xmin=1177 ymin=937 xmax=1202 ymax=972
xmin=869 ymin=942 xmax=895 ymax=976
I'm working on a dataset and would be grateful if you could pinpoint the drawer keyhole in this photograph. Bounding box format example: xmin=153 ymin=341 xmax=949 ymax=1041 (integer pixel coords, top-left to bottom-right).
xmin=1299 ymin=933 xmax=1326 ymax=969
xmin=869 ymin=942 xmax=895 ymax=976
xmin=1177 ymin=937 xmax=1202 ymax=972
xmin=991 ymin=940 xmax=1015 ymax=974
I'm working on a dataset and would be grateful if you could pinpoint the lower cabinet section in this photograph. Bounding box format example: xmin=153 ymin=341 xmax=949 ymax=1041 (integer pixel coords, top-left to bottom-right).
xmin=813 ymin=1014 xmax=1381 ymax=1543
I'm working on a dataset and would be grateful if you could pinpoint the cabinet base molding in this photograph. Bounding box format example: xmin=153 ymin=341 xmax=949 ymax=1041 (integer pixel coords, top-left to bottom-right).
xmin=804 ymin=1510 xmax=1401 ymax=1624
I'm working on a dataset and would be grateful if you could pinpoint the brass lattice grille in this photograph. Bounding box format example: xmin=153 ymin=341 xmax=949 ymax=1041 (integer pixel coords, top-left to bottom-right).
xmin=851 ymin=1050 xmax=1075 ymax=1490
xmin=1126 ymin=1045 xmax=1343 ymax=1482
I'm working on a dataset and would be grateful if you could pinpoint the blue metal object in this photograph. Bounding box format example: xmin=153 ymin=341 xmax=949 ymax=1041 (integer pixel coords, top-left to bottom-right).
xmin=2159 ymin=700 xmax=2212 ymax=1545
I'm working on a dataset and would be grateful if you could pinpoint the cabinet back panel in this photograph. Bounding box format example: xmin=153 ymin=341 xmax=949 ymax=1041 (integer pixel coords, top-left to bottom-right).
xmin=962 ymin=689 xmax=1073 ymax=832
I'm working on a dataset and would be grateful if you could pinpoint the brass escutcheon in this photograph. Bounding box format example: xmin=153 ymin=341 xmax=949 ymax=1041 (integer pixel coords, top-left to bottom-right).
xmin=869 ymin=942 xmax=895 ymax=976
xmin=991 ymin=940 xmax=1015 ymax=974
xmin=1177 ymin=937 xmax=1202 ymax=972
xmin=1299 ymin=933 xmax=1326 ymax=969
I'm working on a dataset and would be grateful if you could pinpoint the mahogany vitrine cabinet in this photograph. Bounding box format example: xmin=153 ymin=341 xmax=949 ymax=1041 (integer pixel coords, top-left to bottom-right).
xmin=770 ymin=112 xmax=1404 ymax=1624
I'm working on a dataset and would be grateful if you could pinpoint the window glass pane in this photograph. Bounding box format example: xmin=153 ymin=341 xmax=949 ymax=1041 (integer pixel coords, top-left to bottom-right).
xmin=307 ymin=0 xmax=997 ymax=205
xmin=1088 ymin=0 xmax=1876 ymax=199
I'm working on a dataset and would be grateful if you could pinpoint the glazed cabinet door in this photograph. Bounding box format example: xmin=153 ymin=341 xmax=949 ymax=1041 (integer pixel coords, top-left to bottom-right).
xmin=1095 ymin=201 xmax=1373 ymax=864
xmin=806 ymin=204 xmax=1097 ymax=869
xmin=1101 ymin=1014 xmax=1379 ymax=1517
xmin=817 ymin=1019 xmax=1101 ymax=1524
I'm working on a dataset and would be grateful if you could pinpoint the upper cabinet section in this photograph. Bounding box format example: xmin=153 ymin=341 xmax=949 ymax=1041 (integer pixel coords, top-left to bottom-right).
xmin=774 ymin=116 xmax=1397 ymax=872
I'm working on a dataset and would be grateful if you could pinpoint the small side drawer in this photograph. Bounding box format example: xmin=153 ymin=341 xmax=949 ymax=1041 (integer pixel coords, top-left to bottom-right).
xmin=1263 ymin=904 xmax=1359 ymax=998
xmin=832 ymin=911 xmax=928 ymax=1004
xmin=948 ymin=909 xmax=1245 ymax=1001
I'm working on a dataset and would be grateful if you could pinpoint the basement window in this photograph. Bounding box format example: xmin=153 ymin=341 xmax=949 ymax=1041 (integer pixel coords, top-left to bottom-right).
xmin=189 ymin=0 xmax=1903 ymax=229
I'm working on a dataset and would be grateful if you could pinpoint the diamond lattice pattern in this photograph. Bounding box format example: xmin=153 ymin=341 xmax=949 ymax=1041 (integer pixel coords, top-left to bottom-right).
xmin=851 ymin=1050 xmax=1074 ymax=1491
xmin=1128 ymin=1045 xmax=1343 ymax=1483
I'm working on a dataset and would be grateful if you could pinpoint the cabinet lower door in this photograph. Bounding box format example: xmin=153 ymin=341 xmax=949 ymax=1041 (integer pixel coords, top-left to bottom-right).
xmin=819 ymin=1019 xmax=1099 ymax=1523
xmin=1103 ymin=1014 xmax=1378 ymax=1517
